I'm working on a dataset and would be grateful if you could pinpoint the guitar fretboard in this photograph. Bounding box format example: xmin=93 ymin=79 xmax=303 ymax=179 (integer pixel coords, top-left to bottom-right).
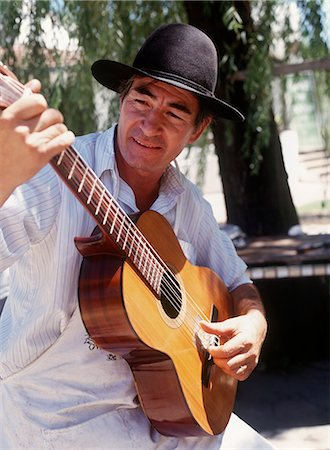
xmin=51 ymin=148 xmax=165 ymax=295
xmin=0 ymin=66 xmax=166 ymax=297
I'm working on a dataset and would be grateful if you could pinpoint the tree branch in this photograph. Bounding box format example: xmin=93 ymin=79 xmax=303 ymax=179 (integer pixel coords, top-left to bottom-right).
xmin=232 ymin=57 xmax=330 ymax=81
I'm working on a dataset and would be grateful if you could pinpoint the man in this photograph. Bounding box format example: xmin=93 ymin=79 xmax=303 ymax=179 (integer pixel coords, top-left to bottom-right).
xmin=0 ymin=24 xmax=273 ymax=449
xmin=0 ymin=268 xmax=9 ymax=315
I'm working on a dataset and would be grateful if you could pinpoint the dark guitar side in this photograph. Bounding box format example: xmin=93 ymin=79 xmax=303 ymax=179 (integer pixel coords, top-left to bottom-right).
xmin=75 ymin=210 xmax=237 ymax=437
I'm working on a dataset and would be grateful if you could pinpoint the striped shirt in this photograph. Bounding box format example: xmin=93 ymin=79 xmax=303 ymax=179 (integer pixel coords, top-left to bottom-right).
xmin=0 ymin=125 xmax=249 ymax=379
xmin=0 ymin=125 xmax=257 ymax=449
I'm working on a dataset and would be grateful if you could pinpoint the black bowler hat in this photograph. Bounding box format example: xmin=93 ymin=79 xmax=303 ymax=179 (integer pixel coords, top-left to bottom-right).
xmin=91 ymin=23 xmax=244 ymax=121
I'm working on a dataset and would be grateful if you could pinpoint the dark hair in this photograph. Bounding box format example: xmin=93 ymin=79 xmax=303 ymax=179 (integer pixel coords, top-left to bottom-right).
xmin=118 ymin=76 xmax=136 ymax=101
xmin=118 ymin=76 xmax=212 ymax=129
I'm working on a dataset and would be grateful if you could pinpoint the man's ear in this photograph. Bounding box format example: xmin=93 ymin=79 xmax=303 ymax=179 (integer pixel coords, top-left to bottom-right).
xmin=188 ymin=116 xmax=212 ymax=144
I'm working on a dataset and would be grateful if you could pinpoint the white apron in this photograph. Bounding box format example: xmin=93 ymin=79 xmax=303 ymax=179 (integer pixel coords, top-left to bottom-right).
xmin=1 ymin=305 xmax=275 ymax=449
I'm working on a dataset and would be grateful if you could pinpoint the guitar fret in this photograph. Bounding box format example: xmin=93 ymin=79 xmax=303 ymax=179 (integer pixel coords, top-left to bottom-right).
xmin=128 ymin=233 xmax=135 ymax=258
xmin=78 ymin=168 xmax=89 ymax=193
xmin=149 ymin=258 xmax=156 ymax=288
xmin=142 ymin=247 xmax=151 ymax=278
xmin=57 ymin=150 xmax=65 ymax=166
xmin=116 ymin=216 xmax=125 ymax=243
xmin=122 ymin=222 xmax=131 ymax=251
xmin=95 ymin=188 xmax=105 ymax=215
xmin=146 ymin=253 xmax=154 ymax=283
xmin=68 ymin=153 xmax=79 ymax=180
xmin=87 ymin=178 xmax=97 ymax=205
xmin=103 ymin=197 xmax=113 ymax=225
xmin=155 ymin=266 xmax=164 ymax=294
xmin=138 ymin=243 xmax=146 ymax=272
xmin=110 ymin=208 xmax=119 ymax=234
xmin=133 ymin=239 xmax=141 ymax=264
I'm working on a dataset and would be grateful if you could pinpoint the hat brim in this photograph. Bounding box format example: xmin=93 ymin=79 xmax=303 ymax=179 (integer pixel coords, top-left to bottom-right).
xmin=91 ymin=60 xmax=244 ymax=122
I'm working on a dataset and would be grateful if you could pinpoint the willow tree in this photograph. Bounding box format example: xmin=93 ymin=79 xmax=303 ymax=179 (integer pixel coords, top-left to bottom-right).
xmin=0 ymin=0 xmax=328 ymax=235
xmin=183 ymin=2 xmax=287 ymax=234
xmin=0 ymin=0 xmax=184 ymax=133
xmin=55 ymin=0 xmax=184 ymax=134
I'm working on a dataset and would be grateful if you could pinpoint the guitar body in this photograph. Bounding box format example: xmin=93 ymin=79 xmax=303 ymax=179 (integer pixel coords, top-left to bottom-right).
xmin=76 ymin=210 xmax=237 ymax=437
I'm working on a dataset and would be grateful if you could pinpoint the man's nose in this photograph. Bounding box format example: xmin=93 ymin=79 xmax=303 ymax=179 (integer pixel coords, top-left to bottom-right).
xmin=140 ymin=109 xmax=162 ymax=136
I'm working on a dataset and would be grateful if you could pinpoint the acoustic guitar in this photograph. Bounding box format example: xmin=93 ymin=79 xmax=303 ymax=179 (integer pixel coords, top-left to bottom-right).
xmin=0 ymin=62 xmax=237 ymax=437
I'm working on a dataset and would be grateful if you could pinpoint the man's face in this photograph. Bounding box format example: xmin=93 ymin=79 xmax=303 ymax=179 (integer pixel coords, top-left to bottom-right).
xmin=116 ymin=77 xmax=208 ymax=179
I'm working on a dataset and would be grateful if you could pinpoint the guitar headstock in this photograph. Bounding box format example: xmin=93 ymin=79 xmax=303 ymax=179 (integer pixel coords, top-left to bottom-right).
xmin=0 ymin=61 xmax=26 ymax=110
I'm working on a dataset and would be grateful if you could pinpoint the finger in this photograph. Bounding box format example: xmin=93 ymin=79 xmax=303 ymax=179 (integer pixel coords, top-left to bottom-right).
xmin=213 ymin=356 xmax=252 ymax=381
xmin=200 ymin=320 xmax=220 ymax=335
xmin=200 ymin=319 xmax=236 ymax=338
xmin=236 ymin=364 xmax=248 ymax=374
xmin=209 ymin=356 xmax=248 ymax=380
xmin=42 ymin=130 xmax=75 ymax=157
xmin=5 ymin=94 xmax=48 ymax=120
xmin=234 ymin=364 xmax=251 ymax=381
xmin=27 ymin=125 xmax=74 ymax=154
xmin=221 ymin=349 xmax=257 ymax=378
xmin=25 ymin=79 xmax=41 ymax=93
xmin=208 ymin=333 xmax=250 ymax=359
xmin=225 ymin=352 xmax=250 ymax=370
xmin=31 ymin=108 xmax=64 ymax=133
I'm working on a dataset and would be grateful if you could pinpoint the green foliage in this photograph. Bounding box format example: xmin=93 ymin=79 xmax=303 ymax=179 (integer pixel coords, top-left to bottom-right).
xmin=0 ymin=1 xmax=23 ymax=67
xmin=243 ymin=0 xmax=275 ymax=174
xmin=298 ymin=0 xmax=329 ymax=59
xmin=217 ymin=0 xmax=329 ymax=173
xmin=223 ymin=5 xmax=244 ymax=35
xmin=0 ymin=0 xmax=328 ymax=156
xmin=269 ymin=0 xmax=329 ymax=153
xmin=21 ymin=1 xmax=53 ymax=98
xmin=0 ymin=0 xmax=185 ymax=134
xmin=298 ymin=0 xmax=330 ymax=152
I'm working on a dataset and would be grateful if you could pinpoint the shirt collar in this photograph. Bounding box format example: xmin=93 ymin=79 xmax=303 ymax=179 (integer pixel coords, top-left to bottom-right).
xmin=93 ymin=124 xmax=185 ymax=213
xmin=94 ymin=125 xmax=117 ymax=179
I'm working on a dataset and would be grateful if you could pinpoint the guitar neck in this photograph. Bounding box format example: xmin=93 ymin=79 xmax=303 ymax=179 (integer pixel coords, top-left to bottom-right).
xmin=0 ymin=64 xmax=165 ymax=295
xmin=51 ymin=148 xmax=164 ymax=295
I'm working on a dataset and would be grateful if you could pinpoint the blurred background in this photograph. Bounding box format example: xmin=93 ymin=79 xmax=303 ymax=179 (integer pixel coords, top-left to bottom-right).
xmin=0 ymin=1 xmax=329 ymax=448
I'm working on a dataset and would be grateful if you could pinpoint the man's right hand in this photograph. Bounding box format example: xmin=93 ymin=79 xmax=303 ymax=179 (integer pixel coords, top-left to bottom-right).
xmin=0 ymin=81 xmax=75 ymax=206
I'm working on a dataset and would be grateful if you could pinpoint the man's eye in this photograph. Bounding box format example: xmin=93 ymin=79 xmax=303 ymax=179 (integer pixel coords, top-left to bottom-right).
xmin=134 ymin=98 xmax=147 ymax=105
xmin=168 ymin=111 xmax=183 ymax=121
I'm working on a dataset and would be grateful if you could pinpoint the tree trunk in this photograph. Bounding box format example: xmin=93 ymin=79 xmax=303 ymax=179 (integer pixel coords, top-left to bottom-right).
xmin=184 ymin=0 xmax=299 ymax=236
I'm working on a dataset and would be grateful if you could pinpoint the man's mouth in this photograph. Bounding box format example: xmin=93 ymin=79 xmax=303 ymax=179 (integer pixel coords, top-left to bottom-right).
xmin=133 ymin=137 xmax=160 ymax=149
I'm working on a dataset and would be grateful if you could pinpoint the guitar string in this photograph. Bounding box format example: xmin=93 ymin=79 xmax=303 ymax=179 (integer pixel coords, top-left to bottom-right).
xmin=4 ymin=76 xmax=215 ymax=346
xmin=0 ymin=75 xmax=25 ymax=98
xmin=4 ymin=76 xmax=212 ymax=340
xmin=58 ymin=152 xmax=209 ymax=348
xmin=60 ymin=147 xmax=213 ymax=338
xmin=0 ymin=75 xmax=201 ymax=323
xmin=61 ymin=148 xmax=209 ymax=321
xmin=7 ymin=79 xmax=214 ymax=349
xmin=0 ymin=76 xmax=26 ymax=106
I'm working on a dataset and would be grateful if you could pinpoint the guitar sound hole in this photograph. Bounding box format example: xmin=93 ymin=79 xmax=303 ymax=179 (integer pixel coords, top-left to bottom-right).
xmin=159 ymin=271 xmax=182 ymax=319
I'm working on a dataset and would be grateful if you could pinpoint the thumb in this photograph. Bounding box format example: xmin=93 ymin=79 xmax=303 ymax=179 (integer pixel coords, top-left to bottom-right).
xmin=200 ymin=317 xmax=240 ymax=337
xmin=25 ymin=79 xmax=41 ymax=93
